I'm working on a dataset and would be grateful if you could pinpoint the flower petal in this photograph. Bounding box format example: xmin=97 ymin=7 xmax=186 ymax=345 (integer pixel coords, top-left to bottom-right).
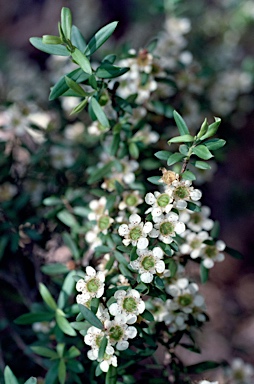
xmin=137 ymin=237 xmax=149 ymax=249
xmin=141 ymin=272 xmax=153 ymax=283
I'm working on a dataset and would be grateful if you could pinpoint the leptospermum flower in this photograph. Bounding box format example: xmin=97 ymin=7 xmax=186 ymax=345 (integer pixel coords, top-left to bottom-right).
xmin=166 ymin=177 xmax=202 ymax=210
xmin=130 ymin=247 xmax=165 ymax=283
xmin=179 ymin=205 xmax=214 ymax=232
xmin=149 ymin=212 xmax=185 ymax=244
xmin=76 ymin=266 xmax=105 ymax=305
xmin=104 ymin=315 xmax=137 ymax=351
xmin=199 ymin=240 xmax=226 ymax=269
xmin=109 ymin=289 xmax=145 ymax=324
xmin=180 ymin=230 xmax=209 ymax=259
xmin=119 ymin=191 xmax=143 ymax=213
xmin=145 ymin=191 xmax=173 ymax=217
xmin=118 ymin=213 xmax=153 ymax=249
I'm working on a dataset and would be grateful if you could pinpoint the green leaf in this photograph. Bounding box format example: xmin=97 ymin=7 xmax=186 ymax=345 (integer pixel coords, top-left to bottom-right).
xmin=91 ymin=298 xmax=100 ymax=314
xmin=43 ymin=196 xmax=62 ymax=206
xmin=39 ymin=283 xmax=57 ymax=311
xmin=199 ymin=117 xmax=221 ymax=140
xmin=90 ymin=97 xmax=110 ymax=128
xmin=70 ymin=98 xmax=88 ymax=115
xmin=186 ymin=361 xmax=221 ymax=374
xmin=167 ymin=153 xmax=185 ymax=166
xmin=4 ymin=366 xmax=19 ymax=384
xmin=57 ymin=210 xmax=78 ymax=228
xmin=129 ymin=142 xmax=139 ymax=159
xmin=42 ymin=35 xmax=62 ymax=45
xmin=200 ymin=264 xmax=209 ymax=284
xmin=84 ymin=21 xmax=118 ymax=56
xmin=182 ymin=170 xmax=196 ymax=181
xmin=197 ymin=118 xmax=209 ymax=139
xmin=154 ymin=151 xmax=172 ymax=161
xmin=88 ymin=74 xmax=98 ymax=90
xmin=142 ymin=310 xmax=154 ymax=322
xmin=29 ymin=37 xmax=69 ymax=56
xmin=147 ymin=176 xmax=162 ymax=185
xmin=150 ymin=101 xmax=173 ymax=118
xmin=193 ymin=161 xmax=211 ymax=170
xmin=96 ymin=63 xmax=129 ymax=79
xmin=78 ymin=304 xmax=103 ymax=329
xmin=130 ymin=247 xmax=138 ymax=261
xmin=87 ymin=160 xmax=115 ymax=184
xmin=14 ymin=312 xmax=54 ymax=324
xmin=70 ymin=321 xmax=89 ymax=331
xmin=58 ymin=270 xmax=76 ymax=309
xmin=173 ymin=110 xmax=190 ymax=135
xmin=71 ymin=25 xmax=86 ymax=51
xmin=168 ymin=134 xmax=194 ymax=143
xmin=168 ymin=259 xmax=177 ymax=278
xmin=66 ymin=346 xmax=81 ymax=359
xmin=41 ymin=263 xmax=69 ymax=276
xmin=61 ymin=7 xmax=72 ymax=40
xmin=210 ymin=220 xmax=220 ymax=239
xmin=204 ymin=139 xmax=226 ymax=151
xmin=154 ymin=276 xmax=164 ymax=291
xmin=225 ymin=246 xmax=243 ymax=260
xmin=45 ymin=361 xmax=59 ymax=384
xmin=114 ymin=251 xmax=129 ymax=266
xmin=106 ymin=365 xmax=117 ymax=384
xmin=71 ymin=48 xmax=92 ymax=74
xmin=30 ymin=346 xmax=58 ymax=359
xmin=24 ymin=378 xmax=37 ymax=384
xmin=65 ymin=76 xmax=87 ymax=97
xmin=62 ymin=232 xmax=79 ymax=260
xmin=98 ymin=335 xmax=108 ymax=360
xmin=56 ymin=310 xmax=77 ymax=336
xmin=192 ymin=145 xmax=213 ymax=160
xmin=49 ymin=68 xmax=90 ymax=100
xmin=58 ymin=359 xmax=66 ymax=384
xmin=187 ymin=202 xmax=201 ymax=212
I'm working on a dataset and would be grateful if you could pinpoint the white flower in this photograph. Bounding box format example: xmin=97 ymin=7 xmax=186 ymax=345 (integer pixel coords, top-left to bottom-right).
xmin=118 ymin=213 xmax=153 ymax=249
xmin=50 ymin=146 xmax=75 ymax=169
xmin=180 ymin=230 xmax=209 ymax=259
xmin=166 ymin=178 xmax=202 ymax=210
xmin=109 ymin=289 xmax=145 ymax=324
xmin=149 ymin=212 xmax=185 ymax=244
xmin=99 ymin=353 xmax=117 ymax=372
xmin=199 ymin=240 xmax=226 ymax=269
xmin=179 ymin=205 xmax=214 ymax=232
xmin=84 ymin=326 xmax=105 ymax=350
xmin=145 ymin=191 xmax=173 ymax=217
xmin=76 ymin=266 xmax=105 ymax=305
xmin=104 ymin=315 xmax=137 ymax=351
xmin=130 ymin=247 xmax=165 ymax=283
xmin=198 ymin=381 xmax=218 ymax=384
xmin=226 ymin=358 xmax=254 ymax=383
xmin=119 ymin=191 xmax=143 ymax=213
xmin=88 ymin=197 xmax=107 ymax=221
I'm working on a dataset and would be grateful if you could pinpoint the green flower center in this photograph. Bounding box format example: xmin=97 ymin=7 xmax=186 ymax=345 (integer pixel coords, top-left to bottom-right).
xmin=204 ymin=245 xmax=217 ymax=258
xmin=87 ymin=278 xmax=100 ymax=293
xmin=233 ymin=370 xmax=244 ymax=381
xmin=123 ymin=297 xmax=137 ymax=313
xmin=190 ymin=239 xmax=201 ymax=249
xmin=129 ymin=226 xmax=142 ymax=241
xmin=125 ymin=194 xmax=138 ymax=207
xmin=141 ymin=255 xmax=155 ymax=271
xmin=157 ymin=193 xmax=170 ymax=207
xmin=95 ymin=334 xmax=103 ymax=347
xmin=98 ymin=215 xmax=110 ymax=231
xmin=174 ymin=186 xmax=189 ymax=200
xmin=178 ymin=294 xmax=193 ymax=307
xmin=160 ymin=222 xmax=175 ymax=236
xmin=109 ymin=325 xmax=124 ymax=342
xmin=191 ymin=213 xmax=202 ymax=224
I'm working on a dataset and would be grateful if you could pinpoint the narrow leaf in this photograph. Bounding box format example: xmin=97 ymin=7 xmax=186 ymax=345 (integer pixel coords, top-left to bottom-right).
xmin=204 ymin=139 xmax=226 ymax=151
xmin=61 ymin=7 xmax=72 ymax=40
xmin=84 ymin=21 xmax=118 ymax=56
xmin=58 ymin=270 xmax=77 ymax=309
xmin=49 ymin=68 xmax=90 ymax=100
xmin=193 ymin=161 xmax=211 ymax=170
xmin=95 ymin=63 xmax=129 ymax=79
xmin=56 ymin=311 xmax=77 ymax=336
xmin=98 ymin=335 xmax=108 ymax=360
xmin=173 ymin=110 xmax=189 ymax=135
xmin=90 ymin=97 xmax=109 ymax=128
xmin=30 ymin=346 xmax=58 ymax=359
xmin=24 ymin=378 xmax=37 ymax=384
xmin=200 ymin=264 xmax=209 ymax=284
xmin=168 ymin=134 xmax=194 ymax=143
xmin=57 ymin=210 xmax=78 ymax=228
xmin=29 ymin=37 xmax=69 ymax=56
xmin=182 ymin=170 xmax=196 ymax=181
xmin=14 ymin=312 xmax=54 ymax=325
xmin=71 ymin=48 xmax=92 ymax=74
xmin=4 ymin=366 xmax=19 ymax=384
xmin=225 ymin=246 xmax=244 ymax=260
xmin=154 ymin=151 xmax=172 ymax=161
xmin=65 ymin=76 xmax=87 ymax=97
xmin=167 ymin=153 xmax=185 ymax=166
xmin=71 ymin=25 xmax=87 ymax=51
xmin=192 ymin=145 xmax=213 ymax=160
xmin=70 ymin=98 xmax=88 ymax=115
xmin=58 ymin=359 xmax=66 ymax=384
xmin=147 ymin=176 xmax=162 ymax=185
xmin=106 ymin=365 xmax=117 ymax=384
xmin=87 ymin=161 xmax=115 ymax=184
xmin=78 ymin=304 xmax=103 ymax=329
xmin=39 ymin=283 xmax=57 ymax=310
